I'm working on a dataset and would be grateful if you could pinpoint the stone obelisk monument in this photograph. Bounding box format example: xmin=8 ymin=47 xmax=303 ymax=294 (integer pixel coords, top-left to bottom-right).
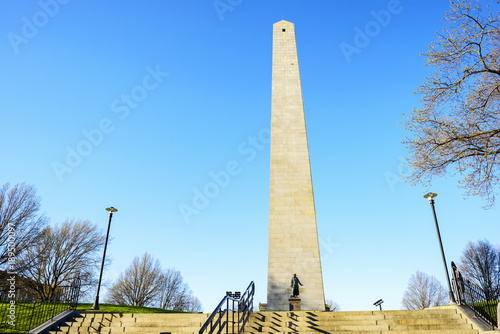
xmin=267 ymin=20 xmax=326 ymax=311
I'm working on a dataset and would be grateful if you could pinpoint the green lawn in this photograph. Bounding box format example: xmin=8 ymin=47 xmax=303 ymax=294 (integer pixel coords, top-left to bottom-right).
xmin=0 ymin=303 xmax=189 ymax=333
xmin=471 ymin=300 xmax=498 ymax=326
xmin=0 ymin=301 xmax=67 ymax=333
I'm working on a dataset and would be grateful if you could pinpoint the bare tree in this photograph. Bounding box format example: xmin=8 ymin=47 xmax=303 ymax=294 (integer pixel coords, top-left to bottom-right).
xmin=18 ymin=220 xmax=105 ymax=301
xmin=106 ymin=253 xmax=163 ymax=307
xmin=107 ymin=253 xmax=202 ymax=311
xmin=403 ymin=1 xmax=500 ymax=206
xmin=157 ymin=268 xmax=189 ymax=310
xmin=326 ymin=299 xmax=340 ymax=312
xmin=401 ymin=271 xmax=448 ymax=310
xmin=459 ymin=240 xmax=500 ymax=300
xmin=185 ymin=296 xmax=203 ymax=313
xmin=0 ymin=183 xmax=48 ymax=269
xmin=156 ymin=269 xmax=202 ymax=312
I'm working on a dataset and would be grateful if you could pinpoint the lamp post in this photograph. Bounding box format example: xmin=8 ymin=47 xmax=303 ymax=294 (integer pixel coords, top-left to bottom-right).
xmin=373 ymin=299 xmax=383 ymax=311
xmin=423 ymin=193 xmax=456 ymax=304
xmin=92 ymin=206 xmax=118 ymax=310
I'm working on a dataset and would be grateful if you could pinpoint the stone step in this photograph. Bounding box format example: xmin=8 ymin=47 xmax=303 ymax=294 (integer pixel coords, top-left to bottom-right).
xmin=243 ymin=322 xmax=473 ymax=332
xmin=242 ymin=331 xmax=479 ymax=334
xmin=373 ymin=312 xmax=463 ymax=320
xmin=119 ymin=327 xmax=198 ymax=333
xmin=52 ymin=327 xmax=200 ymax=334
xmin=387 ymin=331 xmax=478 ymax=334
xmin=256 ymin=309 xmax=458 ymax=318
xmin=51 ymin=331 xmax=197 ymax=334
xmin=251 ymin=315 xmax=465 ymax=325
xmin=247 ymin=324 xmax=389 ymax=332
xmin=52 ymin=308 xmax=481 ymax=334
xmin=66 ymin=313 xmax=209 ymax=327
xmin=58 ymin=322 xmax=203 ymax=330
xmin=254 ymin=311 xmax=462 ymax=321
xmin=130 ymin=313 xmax=209 ymax=319
xmin=246 ymin=317 xmax=468 ymax=328
xmin=374 ymin=309 xmax=458 ymax=315
xmin=70 ymin=315 xmax=121 ymax=323
xmin=388 ymin=323 xmax=474 ymax=330
xmin=73 ymin=313 xmax=208 ymax=321
xmin=241 ymin=309 xmax=479 ymax=334
xmin=65 ymin=320 xmax=204 ymax=327
xmin=378 ymin=318 xmax=467 ymax=325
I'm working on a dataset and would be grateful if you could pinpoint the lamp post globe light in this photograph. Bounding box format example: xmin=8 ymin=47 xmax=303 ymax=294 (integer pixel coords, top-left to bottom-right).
xmin=423 ymin=193 xmax=456 ymax=304
xmin=92 ymin=206 xmax=118 ymax=310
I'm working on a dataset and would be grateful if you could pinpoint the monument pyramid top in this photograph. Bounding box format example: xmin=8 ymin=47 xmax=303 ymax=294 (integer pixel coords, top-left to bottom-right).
xmin=274 ymin=20 xmax=294 ymax=26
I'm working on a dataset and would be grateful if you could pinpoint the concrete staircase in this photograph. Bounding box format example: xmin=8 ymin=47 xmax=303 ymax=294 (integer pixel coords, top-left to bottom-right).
xmin=49 ymin=307 xmax=486 ymax=334
xmin=242 ymin=308 xmax=480 ymax=334
xmin=50 ymin=312 xmax=210 ymax=334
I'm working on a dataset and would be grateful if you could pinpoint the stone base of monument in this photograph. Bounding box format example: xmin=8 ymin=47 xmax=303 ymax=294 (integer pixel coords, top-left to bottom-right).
xmin=288 ymin=298 xmax=301 ymax=311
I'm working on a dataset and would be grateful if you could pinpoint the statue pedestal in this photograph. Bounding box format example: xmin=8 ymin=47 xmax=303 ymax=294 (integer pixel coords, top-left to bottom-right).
xmin=289 ymin=298 xmax=301 ymax=311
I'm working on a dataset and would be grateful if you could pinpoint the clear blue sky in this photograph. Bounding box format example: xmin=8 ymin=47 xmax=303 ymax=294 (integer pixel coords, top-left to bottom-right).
xmin=0 ymin=0 xmax=498 ymax=312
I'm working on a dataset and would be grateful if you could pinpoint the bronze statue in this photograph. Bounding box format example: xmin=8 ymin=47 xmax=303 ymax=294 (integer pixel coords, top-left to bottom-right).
xmin=290 ymin=274 xmax=303 ymax=297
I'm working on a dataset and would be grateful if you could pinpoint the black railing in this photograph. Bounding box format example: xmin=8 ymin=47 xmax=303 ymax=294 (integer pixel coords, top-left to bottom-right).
xmin=0 ymin=277 xmax=81 ymax=333
xmin=451 ymin=261 xmax=498 ymax=330
xmin=199 ymin=282 xmax=254 ymax=334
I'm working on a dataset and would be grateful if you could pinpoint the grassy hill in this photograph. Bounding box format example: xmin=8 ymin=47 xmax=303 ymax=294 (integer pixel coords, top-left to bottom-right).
xmin=0 ymin=303 xmax=190 ymax=333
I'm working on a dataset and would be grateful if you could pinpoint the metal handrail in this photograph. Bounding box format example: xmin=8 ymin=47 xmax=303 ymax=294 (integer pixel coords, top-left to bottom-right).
xmin=451 ymin=261 xmax=498 ymax=330
xmin=199 ymin=281 xmax=254 ymax=334
xmin=30 ymin=276 xmax=81 ymax=322
xmin=0 ymin=276 xmax=81 ymax=333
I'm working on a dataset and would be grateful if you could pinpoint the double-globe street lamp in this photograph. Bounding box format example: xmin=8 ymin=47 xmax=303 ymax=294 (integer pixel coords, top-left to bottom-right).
xmin=423 ymin=193 xmax=456 ymax=304
xmin=92 ymin=206 xmax=118 ymax=310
